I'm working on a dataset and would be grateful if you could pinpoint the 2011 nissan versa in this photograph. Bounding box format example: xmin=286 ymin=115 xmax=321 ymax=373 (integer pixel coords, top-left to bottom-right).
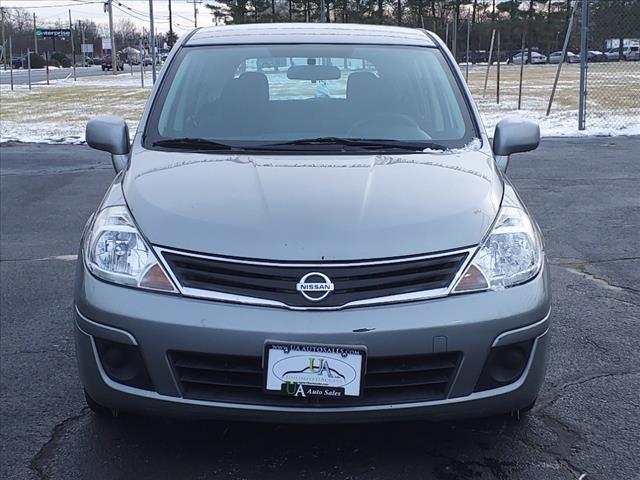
xmin=75 ymin=24 xmax=550 ymax=422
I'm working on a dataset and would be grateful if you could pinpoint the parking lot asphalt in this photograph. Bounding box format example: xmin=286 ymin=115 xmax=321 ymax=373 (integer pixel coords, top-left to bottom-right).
xmin=1 ymin=138 xmax=639 ymax=480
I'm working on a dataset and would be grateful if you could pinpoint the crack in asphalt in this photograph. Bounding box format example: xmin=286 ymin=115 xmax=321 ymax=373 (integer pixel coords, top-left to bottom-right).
xmin=0 ymin=254 xmax=77 ymax=263
xmin=551 ymin=256 xmax=640 ymax=266
xmin=29 ymin=408 xmax=89 ymax=480
xmin=589 ymin=295 xmax=639 ymax=308
xmin=516 ymin=370 xmax=640 ymax=478
xmin=16 ymin=347 xmax=72 ymax=355
xmin=416 ymin=413 xmax=588 ymax=479
xmin=503 ymin=418 xmax=586 ymax=480
xmin=414 ymin=428 xmax=521 ymax=480
xmin=427 ymin=452 xmax=517 ymax=479
xmin=563 ymin=264 xmax=640 ymax=295
xmin=0 ymin=165 xmax=112 ymax=177
xmin=535 ymin=370 xmax=640 ymax=413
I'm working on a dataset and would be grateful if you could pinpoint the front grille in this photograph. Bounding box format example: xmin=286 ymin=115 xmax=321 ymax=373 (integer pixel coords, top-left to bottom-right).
xmin=170 ymin=350 xmax=461 ymax=407
xmin=162 ymin=250 xmax=468 ymax=308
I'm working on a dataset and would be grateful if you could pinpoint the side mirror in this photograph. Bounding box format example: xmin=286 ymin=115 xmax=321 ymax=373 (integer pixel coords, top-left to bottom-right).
xmin=86 ymin=116 xmax=130 ymax=173
xmin=492 ymin=118 xmax=540 ymax=172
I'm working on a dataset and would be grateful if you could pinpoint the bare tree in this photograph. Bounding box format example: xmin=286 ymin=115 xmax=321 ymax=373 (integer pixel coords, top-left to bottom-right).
xmin=114 ymin=18 xmax=139 ymax=47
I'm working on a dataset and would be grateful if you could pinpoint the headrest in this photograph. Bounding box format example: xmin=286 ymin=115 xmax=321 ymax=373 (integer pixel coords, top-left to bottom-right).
xmin=221 ymin=71 xmax=269 ymax=104
xmin=347 ymin=72 xmax=381 ymax=103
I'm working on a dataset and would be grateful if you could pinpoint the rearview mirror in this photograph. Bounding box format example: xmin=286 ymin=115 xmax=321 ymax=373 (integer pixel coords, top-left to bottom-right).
xmin=493 ymin=118 xmax=540 ymax=172
xmin=86 ymin=116 xmax=130 ymax=173
xmin=287 ymin=64 xmax=341 ymax=81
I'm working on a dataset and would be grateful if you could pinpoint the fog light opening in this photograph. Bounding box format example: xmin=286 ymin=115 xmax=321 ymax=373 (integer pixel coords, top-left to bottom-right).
xmin=95 ymin=338 xmax=154 ymax=390
xmin=475 ymin=340 xmax=534 ymax=392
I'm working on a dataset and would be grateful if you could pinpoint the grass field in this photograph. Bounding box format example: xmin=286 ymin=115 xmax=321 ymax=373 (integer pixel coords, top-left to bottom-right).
xmin=0 ymin=73 xmax=151 ymax=143
xmin=1 ymin=62 xmax=638 ymax=143
xmin=466 ymin=61 xmax=640 ymax=134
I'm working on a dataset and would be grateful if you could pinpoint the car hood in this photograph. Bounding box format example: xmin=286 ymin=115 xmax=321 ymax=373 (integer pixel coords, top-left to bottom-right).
xmin=123 ymin=149 xmax=502 ymax=261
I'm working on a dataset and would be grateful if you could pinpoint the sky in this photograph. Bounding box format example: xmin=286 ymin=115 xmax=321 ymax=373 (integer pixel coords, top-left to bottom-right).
xmin=2 ymin=0 xmax=216 ymax=35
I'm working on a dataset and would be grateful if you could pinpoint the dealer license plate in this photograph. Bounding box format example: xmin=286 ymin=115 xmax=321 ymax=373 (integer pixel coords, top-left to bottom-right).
xmin=264 ymin=342 xmax=366 ymax=399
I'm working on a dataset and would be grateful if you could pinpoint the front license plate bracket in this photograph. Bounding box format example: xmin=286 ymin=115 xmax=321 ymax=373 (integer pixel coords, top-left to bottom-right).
xmin=263 ymin=341 xmax=366 ymax=399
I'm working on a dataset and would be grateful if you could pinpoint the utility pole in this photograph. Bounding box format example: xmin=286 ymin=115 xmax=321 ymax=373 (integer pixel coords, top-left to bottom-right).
xmin=107 ymin=0 xmax=116 ymax=75
xmin=9 ymin=36 xmax=13 ymax=90
xmin=320 ymin=0 xmax=326 ymax=22
xmin=466 ymin=16 xmax=471 ymax=82
xmin=168 ymin=0 xmax=174 ymax=48
xmin=496 ymin=30 xmax=501 ymax=104
xmin=27 ymin=48 xmax=32 ymax=90
xmin=518 ymin=28 xmax=526 ymax=110
xmin=80 ymin=21 xmax=86 ymax=59
xmin=452 ymin=11 xmax=458 ymax=62
xmin=578 ymin=0 xmax=588 ymax=130
xmin=1 ymin=7 xmax=6 ymax=71
xmin=149 ymin=0 xmax=156 ymax=83
xmin=69 ymin=10 xmax=76 ymax=81
xmin=187 ymin=0 xmax=201 ymax=28
xmin=547 ymin=0 xmax=577 ymax=116
xmin=33 ymin=13 xmax=38 ymax=54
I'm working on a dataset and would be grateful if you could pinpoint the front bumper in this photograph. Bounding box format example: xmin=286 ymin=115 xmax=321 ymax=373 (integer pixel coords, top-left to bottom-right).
xmin=74 ymin=261 xmax=551 ymax=423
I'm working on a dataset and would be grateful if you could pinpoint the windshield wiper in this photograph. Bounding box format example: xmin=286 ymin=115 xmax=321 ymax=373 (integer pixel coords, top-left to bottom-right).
xmin=153 ymin=137 xmax=449 ymax=153
xmin=152 ymin=138 xmax=244 ymax=151
xmin=253 ymin=137 xmax=447 ymax=152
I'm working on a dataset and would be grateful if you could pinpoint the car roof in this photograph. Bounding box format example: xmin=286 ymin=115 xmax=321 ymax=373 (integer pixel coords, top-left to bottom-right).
xmin=186 ymin=23 xmax=437 ymax=47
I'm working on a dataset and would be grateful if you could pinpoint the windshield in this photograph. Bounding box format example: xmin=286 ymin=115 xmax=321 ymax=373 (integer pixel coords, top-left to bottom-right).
xmin=145 ymin=44 xmax=478 ymax=152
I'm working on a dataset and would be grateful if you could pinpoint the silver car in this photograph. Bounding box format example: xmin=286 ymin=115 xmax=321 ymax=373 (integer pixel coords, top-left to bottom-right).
xmin=511 ymin=51 xmax=548 ymax=64
xmin=548 ymin=51 xmax=579 ymax=64
xmin=76 ymin=24 xmax=550 ymax=423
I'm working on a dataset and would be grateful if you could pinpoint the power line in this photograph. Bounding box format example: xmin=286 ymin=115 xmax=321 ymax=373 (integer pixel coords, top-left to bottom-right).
xmin=0 ymin=1 xmax=102 ymax=8
xmin=117 ymin=0 xmax=194 ymax=24
xmin=112 ymin=3 xmax=149 ymax=22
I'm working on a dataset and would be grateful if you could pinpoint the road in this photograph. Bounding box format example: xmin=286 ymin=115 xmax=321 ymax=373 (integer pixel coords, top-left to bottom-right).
xmin=0 ymin=65 xmax=147 ymax=85
xmin=1 ymin=139 xmax=639 ymax=480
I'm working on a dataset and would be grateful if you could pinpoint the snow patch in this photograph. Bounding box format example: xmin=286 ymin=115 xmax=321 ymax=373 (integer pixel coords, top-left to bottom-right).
xmin=423 ymin=137 xmax=482 ymax=154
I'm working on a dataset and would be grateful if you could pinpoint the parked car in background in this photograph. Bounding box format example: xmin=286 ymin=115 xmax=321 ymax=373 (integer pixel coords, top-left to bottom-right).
xmin=605 ymin=46 xmax=640 ymax=61
xmin=462 ymin=50 xmax=490 ymax=64
xmin=49 ymin=52 xmax=72 ymax=68
xmin=496 ymin=50 xmax=510 ymax=63
xmin=11 ymin=56 xmax=26 ymax=69
xmin=586 ymin=50 xmax=606 ymax=62
xmin=624 ymin=46 xmax=640 ymax=61
xmin=548 ymin=51 xmax=579 ymax=64
xmin=511 ymin=51 xmax=548 ymax=64
xmin=75 ymin=56 xmax=94 ymax=67
xmin=79 ymin=24 xmax=549 ymax=423
xmin=101 ymin=55 xmax=124 ymax=71
xmin=605 ymin=48 xmax=620 ymax=61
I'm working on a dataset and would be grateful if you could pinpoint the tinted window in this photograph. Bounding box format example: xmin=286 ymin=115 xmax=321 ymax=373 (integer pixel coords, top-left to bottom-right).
xmin=147 ymin=44 xmax=478 ymax=151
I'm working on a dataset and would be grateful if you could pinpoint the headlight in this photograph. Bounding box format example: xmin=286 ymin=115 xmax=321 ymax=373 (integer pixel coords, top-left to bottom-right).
xmin=454 ymin=205 xmax=542 ymax=292
xmin=84 ymin=205 xmax=176 ymax=292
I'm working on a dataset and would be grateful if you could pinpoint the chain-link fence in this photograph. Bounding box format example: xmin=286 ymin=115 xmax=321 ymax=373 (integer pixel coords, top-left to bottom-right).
xmin=458 ymin=0 xmax=639 ymax=134
xmin=581 ymin=0 xmax=640 ymax=131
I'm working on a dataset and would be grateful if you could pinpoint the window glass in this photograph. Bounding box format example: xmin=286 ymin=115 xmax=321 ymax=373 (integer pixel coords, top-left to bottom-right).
xmin=147 ymin=44 xmax=478 ymax=150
